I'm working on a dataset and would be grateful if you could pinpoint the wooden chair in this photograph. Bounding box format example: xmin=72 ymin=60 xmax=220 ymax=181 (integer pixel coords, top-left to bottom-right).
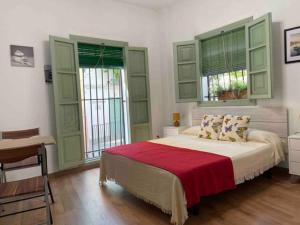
xmin=0 ymin=144 xmax=52 ymax=224
xmin=0 ymin=128 xmax=54 ymax=203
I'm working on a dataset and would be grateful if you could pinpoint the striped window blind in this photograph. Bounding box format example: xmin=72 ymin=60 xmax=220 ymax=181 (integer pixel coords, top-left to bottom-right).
xmin=201 ymin=27 xmax=246 ymax=76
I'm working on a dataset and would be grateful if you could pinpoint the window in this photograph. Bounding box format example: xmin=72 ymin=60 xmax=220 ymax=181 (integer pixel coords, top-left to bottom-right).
xmin=200 ymin=27 xmax=248 ymax=102
xmin=173 ymin=13 xmax=273 ymax=106
xmin=202 ymin=70 xmax=247 ymax=102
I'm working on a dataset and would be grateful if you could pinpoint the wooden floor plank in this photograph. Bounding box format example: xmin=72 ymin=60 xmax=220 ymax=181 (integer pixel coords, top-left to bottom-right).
xmin=0 ymin=168 xmax=299 ymax=225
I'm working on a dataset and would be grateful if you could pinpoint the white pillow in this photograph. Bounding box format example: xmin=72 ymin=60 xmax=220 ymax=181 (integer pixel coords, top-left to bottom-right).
xmin=247 ymin=129 xmax=285 ymax=164
xmin=247 ymin=129 xmax=278 ymax=142
xmin=182 ymin=126 xmax=201 ymax=136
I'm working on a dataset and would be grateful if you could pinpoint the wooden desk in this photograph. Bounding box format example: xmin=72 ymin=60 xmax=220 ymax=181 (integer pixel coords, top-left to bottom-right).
xmin=0 ymin=136 xmax=55 ymax=223
xmin=0 ymin=136 xmax=55 ymax=151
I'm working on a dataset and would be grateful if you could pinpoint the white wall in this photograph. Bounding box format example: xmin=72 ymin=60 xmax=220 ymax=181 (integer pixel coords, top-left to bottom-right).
xmin=159 ymin=0 xmax=300 ymax=132
xmin=1 ymin=0 xmax=300 ymax=178
xmin=0 ymin=0 xmax=164 ymax=178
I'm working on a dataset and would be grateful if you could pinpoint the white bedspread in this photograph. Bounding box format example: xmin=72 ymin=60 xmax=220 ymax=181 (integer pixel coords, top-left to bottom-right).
xmin=100 ymin=131 xmax=284 ymax=225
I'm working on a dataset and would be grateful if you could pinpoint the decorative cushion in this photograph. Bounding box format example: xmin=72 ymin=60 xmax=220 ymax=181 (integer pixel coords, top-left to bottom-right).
xmin=219 ymin=115 xmax=250 ymax=142
xmin=198 ymin=115 xmax=224 ymax=140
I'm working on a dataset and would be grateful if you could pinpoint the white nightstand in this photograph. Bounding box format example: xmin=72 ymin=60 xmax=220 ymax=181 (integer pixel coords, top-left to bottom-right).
xmin=163 ymin=126 xmax=186 ymax=137
xmin=288 ymin=134 xmax=300 ymax=176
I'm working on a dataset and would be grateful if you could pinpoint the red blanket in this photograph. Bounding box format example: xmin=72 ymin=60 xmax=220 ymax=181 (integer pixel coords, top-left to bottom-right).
xmin=104 ymin=141 xmax=235 ymax=207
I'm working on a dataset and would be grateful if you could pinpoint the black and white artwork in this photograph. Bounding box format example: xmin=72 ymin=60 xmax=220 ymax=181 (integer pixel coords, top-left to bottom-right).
xmin=285 ymin=26 xmax=300 ymax=64
xmin=10 ymin=45 xmax=34 ymax=67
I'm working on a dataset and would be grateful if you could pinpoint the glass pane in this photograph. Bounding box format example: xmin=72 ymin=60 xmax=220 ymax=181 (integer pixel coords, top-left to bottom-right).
xmin=90 ymin=69 xmax=97 ymax=100
xmin=201 ymin=70 xmax=248 ymax=102
xmin=103 ymin=69 xmax=109 ymax=99
xmin=113 ymin=69 xmax=121 ymax=98
xmin=83 ymin=68 xmax=90 ymax=100
xmin=96 ymin=68 xmax=103 ymax=99
xmin=80 ymin=67 xmax=128 ymax=160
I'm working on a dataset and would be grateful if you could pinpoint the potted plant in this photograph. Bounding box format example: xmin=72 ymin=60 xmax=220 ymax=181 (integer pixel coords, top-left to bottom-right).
xmin=213 ymin=85 xmax=223 ymax=99
xmin=232 ymin=81 xmax=247 ymax=99
xmin=214 ymin=85 xmax=235 ymax=101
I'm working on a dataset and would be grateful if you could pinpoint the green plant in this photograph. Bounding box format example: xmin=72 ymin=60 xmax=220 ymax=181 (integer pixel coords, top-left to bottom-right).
xmin=113 ymin=69 xmax=121 ymax=81
xmin=213 ymin=85 xmax=224 ymax=96
xmin=232 ymin=81 xmax=247 ymax=92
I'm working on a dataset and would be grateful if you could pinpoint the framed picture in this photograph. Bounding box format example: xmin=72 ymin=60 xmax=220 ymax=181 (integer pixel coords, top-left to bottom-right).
xmin=284 ymin=26 xmax=300 ymax=64
xmin=10 ymin=45 xmax=34 ymax=67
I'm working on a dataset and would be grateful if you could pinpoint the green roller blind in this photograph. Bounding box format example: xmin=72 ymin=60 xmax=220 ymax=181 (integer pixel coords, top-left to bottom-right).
xmin=78 ymin=43 xmax=124 ymax=67
xmin=201 ymin=27 xmax=246 ymax=76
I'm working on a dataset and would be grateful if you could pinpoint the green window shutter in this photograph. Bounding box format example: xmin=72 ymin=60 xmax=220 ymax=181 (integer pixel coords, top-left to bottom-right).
xmin=246 ymin=13 xmax=273 ymax=99
xmin=125 ymin=47 xmax=152 ymax=142
xmin=50 ymin=36 xmax=84 ymax=170
xmin=173 ymin=40 xmax=200 ymax=102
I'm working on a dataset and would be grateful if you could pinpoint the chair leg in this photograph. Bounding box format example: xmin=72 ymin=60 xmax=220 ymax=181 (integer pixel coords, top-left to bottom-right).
xmin=1 ymin=171 xmax=7 ymax=183
xmin=47 ymin=181 xmax=55 ymax=203
xmin=44 ymin=177 xmax=51 ymax=225
xmin=50 ymin=206 xmax=53 ymax=225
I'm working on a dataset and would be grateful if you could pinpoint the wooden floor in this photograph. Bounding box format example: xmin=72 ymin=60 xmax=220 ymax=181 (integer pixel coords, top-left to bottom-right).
xmin=1 ymin=168 xmax=300 ymax=225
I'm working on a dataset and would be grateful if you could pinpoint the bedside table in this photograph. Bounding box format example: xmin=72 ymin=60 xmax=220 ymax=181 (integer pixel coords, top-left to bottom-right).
xmin=163 ymin=126 xmax=186 ymax=137
xmin=288 ymin=134 xmax=300 ymax=176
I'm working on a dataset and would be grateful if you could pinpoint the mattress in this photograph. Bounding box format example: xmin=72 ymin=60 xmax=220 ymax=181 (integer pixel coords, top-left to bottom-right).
xmin=100 ymin=131 xmax=284 ymax=225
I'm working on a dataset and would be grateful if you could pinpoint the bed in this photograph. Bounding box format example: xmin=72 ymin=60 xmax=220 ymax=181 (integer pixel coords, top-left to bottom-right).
xmin=99 ymin=107 xmax=288 ymax=225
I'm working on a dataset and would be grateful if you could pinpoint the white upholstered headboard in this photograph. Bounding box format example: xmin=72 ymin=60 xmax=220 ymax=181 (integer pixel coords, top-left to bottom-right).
xmin=191 ymin=106 xmax=288 ymax=139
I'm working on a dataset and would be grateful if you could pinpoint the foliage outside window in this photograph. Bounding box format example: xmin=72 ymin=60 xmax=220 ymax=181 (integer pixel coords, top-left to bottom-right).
xmin=202 ymin=70 xmax=247 ymax=101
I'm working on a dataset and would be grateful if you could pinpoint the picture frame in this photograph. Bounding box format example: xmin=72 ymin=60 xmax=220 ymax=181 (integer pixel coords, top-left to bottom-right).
xmin=10 ymin=45 xmax=35 ymax=67
xmin=284 ymin=26 xmax=300 ymax=64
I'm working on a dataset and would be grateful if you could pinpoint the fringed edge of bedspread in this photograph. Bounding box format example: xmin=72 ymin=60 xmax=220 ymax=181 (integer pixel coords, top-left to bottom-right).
xmin=100 ymin=176 xmax=188 ymax=225
xmin=235 ymin=161 xmax=277 ymax=185
xmin=99 ymin=157 xmax=188 ymax=225
xmin=100 ymin=176 xmax=173 ymax=215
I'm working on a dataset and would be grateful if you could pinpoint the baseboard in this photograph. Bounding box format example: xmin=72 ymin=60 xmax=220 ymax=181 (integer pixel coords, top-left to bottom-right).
xmin=49 ymin=160 xmax=100 ymax=178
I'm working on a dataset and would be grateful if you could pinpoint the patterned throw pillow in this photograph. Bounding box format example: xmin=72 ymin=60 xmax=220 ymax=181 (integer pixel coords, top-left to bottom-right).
xmin=219 ymin=115 xmax=250 ymax=142
xmin=198 ymin=115 xmax=224 ymax=140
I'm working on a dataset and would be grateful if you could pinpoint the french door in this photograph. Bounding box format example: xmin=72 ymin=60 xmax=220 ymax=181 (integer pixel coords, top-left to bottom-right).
xmin=50 ymin=35 xmax=152 ymax=169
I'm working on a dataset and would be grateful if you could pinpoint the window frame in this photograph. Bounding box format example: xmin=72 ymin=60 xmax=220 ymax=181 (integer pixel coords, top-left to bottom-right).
xmin=195 ymin=17 xmax=256 ymax=107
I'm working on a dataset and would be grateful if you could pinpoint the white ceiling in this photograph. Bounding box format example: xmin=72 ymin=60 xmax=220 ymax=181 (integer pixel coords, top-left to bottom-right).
xmin=116 ymin=0 xmax=180 ymax=10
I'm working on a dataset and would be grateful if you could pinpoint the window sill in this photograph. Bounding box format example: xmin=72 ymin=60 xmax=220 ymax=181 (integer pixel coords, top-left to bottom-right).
xmin=198 ymin=99 xmax=256 ymax=107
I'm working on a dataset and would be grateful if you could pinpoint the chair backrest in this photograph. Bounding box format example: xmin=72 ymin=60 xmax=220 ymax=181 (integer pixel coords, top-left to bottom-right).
xmin=0 ymin=144 xmax=48 ymax=176
xmin=1 ymin=128 xmax=39 ymax=139
xmin=1 ymin=128 xmax=40 ymax=170
xmin=0 ymin=144 xmax=41 ymax=164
